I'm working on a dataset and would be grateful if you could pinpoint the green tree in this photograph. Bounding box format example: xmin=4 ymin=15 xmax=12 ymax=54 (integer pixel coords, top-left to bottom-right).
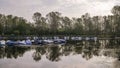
xmin=61 ymin=16 xmax=72 ymax=35
xmin=112 ymin=5 xmax=120 ymax=16
xmin=46 ymin=12 xmax=61 ymax=35
xmin=73 ymin=18 xmax=83 ymax=35
xmin=33 ymin=12 xmax=47 ymax=35
xmin=112 ymin=5 xmax=120 ymax=36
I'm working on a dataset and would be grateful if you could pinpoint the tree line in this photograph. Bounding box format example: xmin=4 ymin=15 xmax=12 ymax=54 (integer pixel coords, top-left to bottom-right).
xmin=0 ymin=5 xmax=120 ymax=37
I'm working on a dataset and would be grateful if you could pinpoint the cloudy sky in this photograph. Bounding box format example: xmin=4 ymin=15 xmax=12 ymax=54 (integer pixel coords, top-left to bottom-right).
xmin=0 ymin=0 xmax=120 ymax=22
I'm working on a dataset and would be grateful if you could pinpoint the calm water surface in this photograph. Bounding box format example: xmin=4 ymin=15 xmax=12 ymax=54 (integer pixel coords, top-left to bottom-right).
xmin=0 ymin=40 xmax=120 ymax=68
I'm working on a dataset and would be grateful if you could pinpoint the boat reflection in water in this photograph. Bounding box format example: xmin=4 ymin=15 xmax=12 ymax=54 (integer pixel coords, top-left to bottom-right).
xmin=0 ymin=39 xmax=120 ymax=68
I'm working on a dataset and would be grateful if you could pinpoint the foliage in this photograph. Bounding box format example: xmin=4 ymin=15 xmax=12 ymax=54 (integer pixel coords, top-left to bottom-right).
xmin=0 ymin=5 xmax=120 ymax=36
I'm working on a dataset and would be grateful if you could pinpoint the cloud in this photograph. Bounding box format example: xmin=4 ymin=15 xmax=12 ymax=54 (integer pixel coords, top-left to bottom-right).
xmin=87 ymin=0 xmax=114 ymax=2
xmin=116 ymin=0 xmax=120 ymax=5
xmin=57 ymin=0 xmax=115 ymax=17
xmin=40 ymin=0 xmax=59 ymax=6
xmin=0 ymin=0 xmax=119 ymax=22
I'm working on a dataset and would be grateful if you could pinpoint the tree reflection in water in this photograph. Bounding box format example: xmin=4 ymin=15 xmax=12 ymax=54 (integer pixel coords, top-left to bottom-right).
xmin=32 ymin=47 xmax=46 ymax=61
xmin=46 ymin=46 xmax=61 ymax=61
xmin=0 ymin=39 xmax=120 ymax=62
xmin=0 ymin=46 xmax=30 ymax=59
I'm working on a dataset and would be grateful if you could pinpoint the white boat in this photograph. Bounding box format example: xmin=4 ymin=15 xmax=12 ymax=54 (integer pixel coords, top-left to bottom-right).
xmin=94 ymin=37 xmax=97 ymax=41
xmin=71 ymin=37 xmax=82 ymax=40
xmin=25 ymin=39 xmax=32 ymax=45
xmin=64 ymin=36 xmax=69 ymax=40
xmin=43 ymin=39 xmax=54 ymax=44
xmin=78 ymin=37 xmax=82 ymax=40
xmin=18 ymin=40 xmax=26 ymax=45
xmin=18 ymin=39 xmax=32 ymax=45
xmin=0 ymin=40 xmax=6 ymax=45
xmin=85 ymin=37 xmax=90 ymax=40
xmin=54 ymin=39 xmax=66 ymax=44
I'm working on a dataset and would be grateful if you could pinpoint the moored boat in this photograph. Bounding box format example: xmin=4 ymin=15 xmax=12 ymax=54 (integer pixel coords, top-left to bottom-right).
xmin=54 ymin=39 xmax=66 ymax=44
xmin=33 ymin=39 xmax=43 ymax=45
xmin=6 ymin=40 xmax=18 ymax=46
xmin=0 ymin=40 xmax=6 ymax=46
xmin=43 ymin=39 xmax=54 ymax=44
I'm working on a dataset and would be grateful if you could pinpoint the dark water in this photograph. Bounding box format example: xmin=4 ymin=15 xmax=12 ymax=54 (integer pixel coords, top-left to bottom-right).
xmin=0 ymin=40 xmax=120 ymax=68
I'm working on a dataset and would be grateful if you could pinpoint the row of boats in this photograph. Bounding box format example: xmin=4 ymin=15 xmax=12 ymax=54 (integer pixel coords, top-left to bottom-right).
xmin=0 ymin=37 xmax=97 ymax=46
xmin=0 ymin=39 xmax=66 ymax=46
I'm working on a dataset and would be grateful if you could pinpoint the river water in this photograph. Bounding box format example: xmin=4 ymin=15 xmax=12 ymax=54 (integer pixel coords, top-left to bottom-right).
xmin=0 ymin=40 xmax=120 ymax=68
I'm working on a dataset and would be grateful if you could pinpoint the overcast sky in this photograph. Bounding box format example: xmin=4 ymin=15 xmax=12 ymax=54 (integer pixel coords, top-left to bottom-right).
xmin=0 ymin=0 xmax=120 ymax=22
